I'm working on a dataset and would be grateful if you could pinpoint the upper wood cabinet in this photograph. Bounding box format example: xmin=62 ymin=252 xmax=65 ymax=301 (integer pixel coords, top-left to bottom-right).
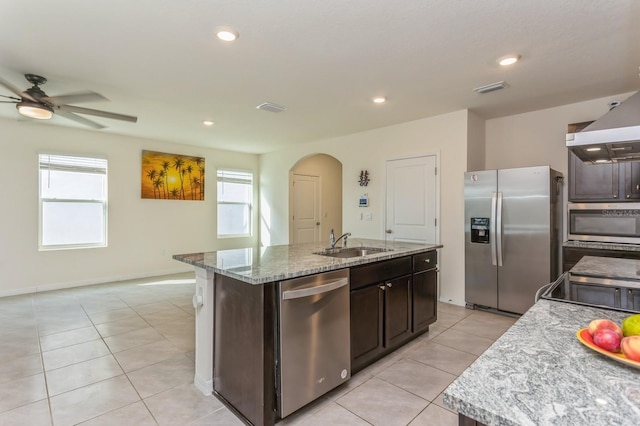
xmin=568 ymin=151 xmax=640 ymax=201
xmin=567 ymin=121 xmax=640 ymax=202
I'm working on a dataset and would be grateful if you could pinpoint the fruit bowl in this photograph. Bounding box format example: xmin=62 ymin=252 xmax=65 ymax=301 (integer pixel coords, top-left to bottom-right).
xmin=577 ymin=328 xmax=640 ymax=369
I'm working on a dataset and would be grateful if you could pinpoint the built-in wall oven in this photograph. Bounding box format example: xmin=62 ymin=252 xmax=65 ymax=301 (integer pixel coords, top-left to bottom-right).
xmin=567 ymin=202 xmax=640 ymax=244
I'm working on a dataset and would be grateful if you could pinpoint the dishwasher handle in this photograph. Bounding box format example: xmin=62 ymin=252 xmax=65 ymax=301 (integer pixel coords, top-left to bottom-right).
xmin=282 ymin=278 xmax=349 ymax=300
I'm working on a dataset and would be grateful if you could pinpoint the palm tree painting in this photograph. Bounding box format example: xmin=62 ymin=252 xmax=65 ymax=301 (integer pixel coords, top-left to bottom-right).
xmin=141 ymin=150 xmax=205 ymax=200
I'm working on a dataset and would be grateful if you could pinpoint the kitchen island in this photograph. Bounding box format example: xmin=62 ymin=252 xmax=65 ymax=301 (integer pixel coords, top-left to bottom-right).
xmin=444 ymin=256 xmax=640 ymax=426
xmin=174 ymin=238 xmax=441 ymax=426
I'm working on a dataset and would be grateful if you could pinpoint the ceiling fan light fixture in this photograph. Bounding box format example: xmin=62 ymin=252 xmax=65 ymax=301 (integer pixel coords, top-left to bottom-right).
xmin=17 ymin=101 xmax=53 ymax=119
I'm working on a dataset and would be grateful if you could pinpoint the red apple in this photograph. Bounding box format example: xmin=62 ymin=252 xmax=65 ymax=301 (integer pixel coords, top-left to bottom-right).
xmin=588 ymin=319 xmax=622 ymax=338
xmin=621 ymin=336 xmax=640 ymax=362
xmin=593 ymin=329 xmax=622 ymax=352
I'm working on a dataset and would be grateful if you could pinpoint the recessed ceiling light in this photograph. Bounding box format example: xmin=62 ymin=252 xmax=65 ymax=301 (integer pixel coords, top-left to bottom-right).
xmin=203 ymin=120 xmax=214 ymax=126
xmin=216 ymin=27 xmax=239 ymax=42
xmin=372 ymin=97 xmax=386 ymax=104
xmin=498 ymin=55 xmax=520 ymax=66
xmin=586 ymin=147 xmax=602 ymax=152
xmin=595 ymin=159 xmax=609 ymax=163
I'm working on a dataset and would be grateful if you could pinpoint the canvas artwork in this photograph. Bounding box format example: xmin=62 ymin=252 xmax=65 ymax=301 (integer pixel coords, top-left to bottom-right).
xmin=141 ymin=150 xmax=205 ymax=200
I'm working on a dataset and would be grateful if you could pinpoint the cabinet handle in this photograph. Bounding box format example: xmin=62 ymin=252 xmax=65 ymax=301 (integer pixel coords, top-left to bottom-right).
xmin=379 ymin=285 xmax=386 ymax=291
xmin=627 ymin=194 xmax=631 ymax=199
xmin=614 ymin=194 xmax=618 ymax=198
xmin=386 ymin=282 xmax=392 ymax=288
xmin=637 ymin=184 xmax=640 ymax=191
xmin=424 ymin=258 xmax=430 ymax=263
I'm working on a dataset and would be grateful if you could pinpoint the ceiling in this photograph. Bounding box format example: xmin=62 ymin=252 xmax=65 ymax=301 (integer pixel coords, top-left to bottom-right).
xmin=1 ymin=0 xmax=639 ymax=154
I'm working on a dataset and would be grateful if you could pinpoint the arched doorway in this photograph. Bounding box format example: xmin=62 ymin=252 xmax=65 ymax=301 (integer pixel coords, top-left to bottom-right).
xmin=289 ymin=154 xmax=342 ymax=244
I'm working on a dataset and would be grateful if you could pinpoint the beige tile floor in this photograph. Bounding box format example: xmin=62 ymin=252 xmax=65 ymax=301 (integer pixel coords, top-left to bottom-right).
xmin=0 ymin=273 xmax=516 ymax=425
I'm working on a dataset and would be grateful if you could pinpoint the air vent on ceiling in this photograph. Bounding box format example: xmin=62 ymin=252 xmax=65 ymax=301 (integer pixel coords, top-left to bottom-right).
xmin=256 ymin=102 xmax=287 ymax=113
xmin=473 ymin=81 xmax=508 ymax=94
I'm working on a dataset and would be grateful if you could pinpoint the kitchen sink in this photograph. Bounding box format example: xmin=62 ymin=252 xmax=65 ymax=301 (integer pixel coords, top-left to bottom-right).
xmin=314 ymin=247 xmax=391 ymax=258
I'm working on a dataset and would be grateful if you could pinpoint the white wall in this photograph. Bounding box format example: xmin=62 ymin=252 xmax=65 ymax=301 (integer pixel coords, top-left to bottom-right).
xmin=260 ymin=110 xmax=470 ymax=305
xmin=485 ymin=92 xmax=635 ymax=174
xmin=0 ymin=118 xmax=259 ymax=296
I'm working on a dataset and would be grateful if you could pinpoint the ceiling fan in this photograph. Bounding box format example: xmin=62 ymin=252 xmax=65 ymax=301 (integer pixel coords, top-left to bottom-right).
xmin=0 ymin=73 xmax=137 ymax=129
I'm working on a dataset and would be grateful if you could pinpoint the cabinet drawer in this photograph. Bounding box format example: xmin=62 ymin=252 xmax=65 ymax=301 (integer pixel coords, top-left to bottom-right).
xmin=413 ymin=251 xmax=437 ymax=273
xmin=350 ymin=256 xmax=412 ymax=290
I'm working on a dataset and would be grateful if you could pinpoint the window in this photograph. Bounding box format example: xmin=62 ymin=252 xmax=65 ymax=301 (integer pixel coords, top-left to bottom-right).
xmin=39 ymin=154 xmax=108 ymax=249
xmin=217 ymin=169 xmax=253 ymax=237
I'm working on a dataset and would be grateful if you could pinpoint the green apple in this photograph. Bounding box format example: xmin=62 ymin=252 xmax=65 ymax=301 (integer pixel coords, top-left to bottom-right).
xmin=622 ymin=314 xmax=640 ymax=337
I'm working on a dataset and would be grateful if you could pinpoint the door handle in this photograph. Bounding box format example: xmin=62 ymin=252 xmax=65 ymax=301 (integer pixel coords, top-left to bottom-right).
xmin=316 ymin=222 xmax=320 ymax=225
xmin=386 ymin=229 xmax=393 ymax=234
xmin=490 ymin=192 xmax=498 ymax=266
xmin=379 ymin=285 xmax=386 ymax=291
xmin=282 ymin=278 xmax=349 ymax=300
xmin=496 ymin=192 xmax=503 ymax=267
xmin=386 ymin=282 xmax=392 ymax=288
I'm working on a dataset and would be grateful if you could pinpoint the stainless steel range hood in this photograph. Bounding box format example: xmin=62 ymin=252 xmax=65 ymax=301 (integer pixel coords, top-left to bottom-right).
xmin=566 ymin=91 xmax=640 ymax=164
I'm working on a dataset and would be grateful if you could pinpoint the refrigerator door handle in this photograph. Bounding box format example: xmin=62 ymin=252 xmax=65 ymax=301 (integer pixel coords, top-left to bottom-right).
xmin=490 ymin=192 xmax=498 ymax=266
xmin=496 ymin=192 xmax=503 ymax=267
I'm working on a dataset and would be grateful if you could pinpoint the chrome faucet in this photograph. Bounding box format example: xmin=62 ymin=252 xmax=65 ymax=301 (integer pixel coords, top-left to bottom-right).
xmin=329 ymin=229 xmax=351 ymax=248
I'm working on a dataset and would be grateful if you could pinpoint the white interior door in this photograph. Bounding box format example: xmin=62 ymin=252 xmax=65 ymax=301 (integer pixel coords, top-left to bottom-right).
xmin=385 ymin=156 xmax=438 ymax=243
xmin=291 ymin=174 xmax=321 ymax=243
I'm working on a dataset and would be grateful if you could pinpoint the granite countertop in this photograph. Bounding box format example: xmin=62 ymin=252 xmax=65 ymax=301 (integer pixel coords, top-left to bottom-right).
xmin=564 ymin=240 xmax=640 ymax=252
xmin=571 ymin=255 xmax=640 ymax=281
xmin=444 ymin=299 xmax=640 ymax=426
xmin=173 ymin=238 xmax=441 ymax=284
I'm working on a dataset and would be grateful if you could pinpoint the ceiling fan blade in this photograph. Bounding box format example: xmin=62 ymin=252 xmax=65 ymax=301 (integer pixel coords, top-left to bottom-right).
xmin=43 ymin=91 xmax=108 ymax=106
xmin=58 ymin=104 xmax=137 ymax=123
xmin=1 ymin=94 xmax=21 ymax=101
xmin=0 ymin=76 xmax=37 ymax=102
xmin=56 ymin=110 xmax=106 ymax=129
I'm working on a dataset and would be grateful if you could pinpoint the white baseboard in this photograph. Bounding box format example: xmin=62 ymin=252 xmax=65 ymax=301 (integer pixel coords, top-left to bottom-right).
xmin=438 ymin=296 xmax=466 ymax=307
xmin=0 ymin=266 xmax=194 ymax=298
xmin=194 ymin=374 xmax=213 ymax=396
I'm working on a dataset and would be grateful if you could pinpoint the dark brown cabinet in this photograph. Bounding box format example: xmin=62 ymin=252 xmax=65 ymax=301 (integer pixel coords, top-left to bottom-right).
xmin=412 ymin=251 xmax=438 ymax=333
xmin=350 ymin=252 xmax=438 ymax=372
xmin=568 ymin=151 xmax=640 ymax=202
xmin=568 ymin=151 xmax=620 ymax=201
xmin=350 ymin=283 xmax=384 ymax=369
xmin=383 ymin=275 xmax=412 ymax=348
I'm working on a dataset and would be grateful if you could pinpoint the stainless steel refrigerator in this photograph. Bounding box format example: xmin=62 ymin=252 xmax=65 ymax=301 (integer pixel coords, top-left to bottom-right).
xmin=464 ymin=166 xmax=563 ymax=315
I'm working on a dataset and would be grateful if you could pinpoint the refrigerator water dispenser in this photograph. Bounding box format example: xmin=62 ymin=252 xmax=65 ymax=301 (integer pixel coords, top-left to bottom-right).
xmin=470 ymin=217 xmax=490 ymax=244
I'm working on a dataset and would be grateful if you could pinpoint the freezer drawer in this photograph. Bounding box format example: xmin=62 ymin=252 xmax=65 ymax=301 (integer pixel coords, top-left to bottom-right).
xmin=278 ymin=269 xmax=351 ymax=418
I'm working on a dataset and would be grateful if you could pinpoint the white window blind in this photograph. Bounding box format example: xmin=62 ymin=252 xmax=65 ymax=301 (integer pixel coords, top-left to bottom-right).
xmin=217 ymin=170 xmax=253 ymax=237
xmin=39 ymin=154 xmax=108 ymax=249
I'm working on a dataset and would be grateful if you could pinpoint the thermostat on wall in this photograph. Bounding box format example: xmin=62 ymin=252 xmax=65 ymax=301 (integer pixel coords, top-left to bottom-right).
xmin=359 ymin=194 xmax=369 ymax=207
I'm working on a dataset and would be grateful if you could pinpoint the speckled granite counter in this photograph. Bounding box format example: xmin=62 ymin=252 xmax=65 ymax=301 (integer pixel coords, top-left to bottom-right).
xmin=173 ymin=238 xmax=441 ymax=284
xmin=444 ymin=299 xmax=640 ymax=425
xmin=564 ymin=240 xmax=640 ymax=252
xmin=571 ymin=255 xmax=640 ymax=281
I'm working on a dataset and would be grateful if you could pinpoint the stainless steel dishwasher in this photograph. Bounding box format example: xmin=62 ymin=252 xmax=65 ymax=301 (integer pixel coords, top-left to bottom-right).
xmin=278 ymin=269 xmax=350 ymax=418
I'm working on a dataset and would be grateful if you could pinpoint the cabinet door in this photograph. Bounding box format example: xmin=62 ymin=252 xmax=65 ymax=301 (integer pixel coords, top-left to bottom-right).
xmin=384 ymin=275 xmax=412 ymax=349
xmin=568 ymin=151 xmax=620 ymax=201
xmin=627 ymin=289 xmax=640 ymax=311
xmin=623 ymin=162 xmax=640 ymax=200
xmin=412 ymin=269 xmax=437 ymax=333
xmin=350 ymin=284 xmax=384 ymax=371
xmin=571 ymin=283 xmax=621 ymax=309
